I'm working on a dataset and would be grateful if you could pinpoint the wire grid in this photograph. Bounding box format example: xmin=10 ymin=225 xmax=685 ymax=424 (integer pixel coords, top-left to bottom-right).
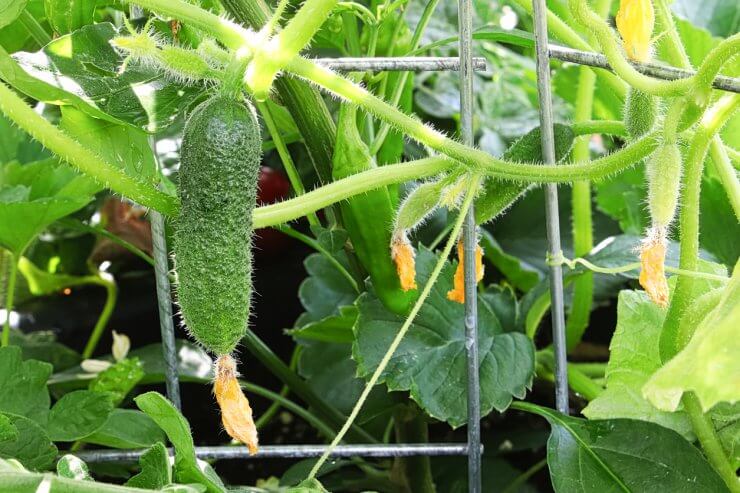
xmin=109 ymin=2 xmax=740 ymax=492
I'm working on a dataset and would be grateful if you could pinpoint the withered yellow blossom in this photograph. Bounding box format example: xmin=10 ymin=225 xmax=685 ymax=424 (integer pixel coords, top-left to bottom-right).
xmin=639 ymin=237 xmax=669 ymax=307
xmin=447 ymin=241 xmax=484 ymax=304
xmin=616 ymin=0 xmax=655 ymax=62
xmin=392 ymin=234 xmax=418 ymax=291
xmin=214 ymin=355 xmax=259 ymax=455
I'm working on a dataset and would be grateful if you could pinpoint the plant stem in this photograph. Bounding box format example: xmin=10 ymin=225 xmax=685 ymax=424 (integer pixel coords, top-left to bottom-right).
xmin=256 ymin=101 xmax=321 ymax=227
xmin=571 ymin=119 xmax=626 ymax=137
xmin=18 ymin=9 xmax=52 ymax=46
xmin=566 ymin=0 xmax=610 ymax=352
xmin=660 ymin=94 xmax=740 ymax=362
xmin=1 ymin=254 xmax=18 ymax=347
xmin=708 ymin=140 xmax=740 ymax=220
xmin=81 ymin=275 xmax=118 ymax=359
xmin=308 ymin=174 xmax=482 ymax=479
xmin=391 ymin=406 xmax=435 ymax=493
xmin=683 ymin=393 xmax=740 ymax=493
xmin=0 ymin=82 xmax=178 ymax=215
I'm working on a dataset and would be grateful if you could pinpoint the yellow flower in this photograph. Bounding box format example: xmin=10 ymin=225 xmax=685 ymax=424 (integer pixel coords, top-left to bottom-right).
xmin=639 ymin=236 xmax=669 ymax=307
xmin=447 ymin=241 xmax=484 ymax=304
xmin=616 ymin=0 xmax=655 ymax=62
xmin=391 ymin=234 xmax=418 ymax=291
xmin=214 ymin=355 xmax=259 ymax=455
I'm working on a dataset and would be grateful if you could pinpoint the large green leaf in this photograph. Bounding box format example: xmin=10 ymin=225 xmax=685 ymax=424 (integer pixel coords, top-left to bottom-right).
xmin=0 ymin=159 xmax=93 ymax=254
xmin=83 ymin=409 xmax=166 ymax=449
xmin=0 ymin=413 xmax=57 ymax=471
xmin=0 ymin=346 xmax=51 ymax=425
xmin=4 ymin=23 xmax=202 ymax=132
xmin=353 ymin=247 xmax=535 ymax=427
xmin=517 ymin=403 xmax=729 ymax=492
xmin=46 ymin=389 xmax=114 ymax=442
xmin=583 ymin=290 xmax=693 ymax=435
xmin=0 ymin=0 xmax=27 ymax=29
xmin=672 ymin=0 xmax=740 ymax=38
xmin=644 ymin=263 xmax=740 ymax=412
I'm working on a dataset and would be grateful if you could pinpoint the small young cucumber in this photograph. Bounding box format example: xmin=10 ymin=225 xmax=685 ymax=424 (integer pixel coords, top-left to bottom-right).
xmin=174 ymin=96 xmax=261 ymax=356
xmin=624 ymin=87 xmax=658 ymax=140
xmin=475 ymin=123 xmax=574 ymax=224
xmin=646 ymin=142 xmax=682 ymax=229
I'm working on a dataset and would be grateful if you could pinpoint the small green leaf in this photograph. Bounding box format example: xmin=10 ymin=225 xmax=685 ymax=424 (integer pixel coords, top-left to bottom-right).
xmin=0 ymin=413 xmax=57 ymax=471
xmin=88 ymin=358 xmax=144 ymax=406
xmin=286 ymin=478 xmax=329 ymax=492
xmin=56 ymin=454 xmax=92 ymax=481
xmin=126 ymin=442 xmax=172 ymax=489
xmin=46 ymin=390 xmax=114 ymax=442
xmin=354 ymin=247 xmax=535 ymax=427
xmin=135 ymin=392 xmax=225 ymax=493
xmin=289 ymin=306 xmax=357 ymax=343
xmin=297 ymin=253 xmax=357 ymax=324
xmin=83 ymin=409 xmax=167 ymax=449
xmin=517 ymin=403 xmax=728 ymax=492
xmin=0 ymin=346 xmax=52 ymax=425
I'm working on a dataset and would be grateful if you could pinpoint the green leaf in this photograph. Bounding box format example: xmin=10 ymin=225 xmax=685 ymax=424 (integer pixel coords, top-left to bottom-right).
xmin=0 ymin=159 xmax=93 ymax=254
xmin=0 ymin=413 xmax=57 ymax=471
xmin=135 ymin=392 xmax=225 ymax=493
xmin=88 ymin=358 xmax=144 ymax=406
xmin=4 ymin=23 xmax=203 ymax=132
xmin=479 ymin=229 xmax=540 ymax=291
xmin=286 ymin=478 xmax=329 ymax=493
xmin=44 ymin=0 xmax=95 ymax=34
xmin=644 ymin=263 xmax=740 ymax=412
xmin=354 ymin=247 xmax=535 ymax=427
xmin=126 ymin=442 xmax=172 ymax=489
xmin=56 ymin=454 xmax=92 ymax=480
xmin=0 ymin=346 xmax=52 ymax=424
xmin=0 ymin=414 xmax=17 ymax=442
xmin=672 ymin=0 xmax=740 ymax=38
xmin=595 ymin=167 xmax=649 ymax=236
xmin=0 ymin=0 xmax=27 ymax=29
xmin=288 ymin=306 xmax=357 ymax=343
xmin=8 ymin=330 xmax=80 ymax=372
xmin=517 ymin=403 xmax=729 ymax=492
xmin=699 ymin=178 xmax=740 ymax=266
xmin=46 ymin=390 xmax=114 ymax=441
xmin=296 ymin=253 xmax=357 ymax=324
xmin=83 ymin=409 xmax=167 ymax=449
xmin=0 ymin=113 xmax=48 ymax=163
xmin=583 ymin=290 xmax=693 ymax=435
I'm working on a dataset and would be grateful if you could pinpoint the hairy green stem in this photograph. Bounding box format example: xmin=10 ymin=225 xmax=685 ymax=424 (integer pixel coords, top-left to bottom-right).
xmin=0 ymin=82 xmax=178 ymax=215
xmin=81 ymin=275 xmax=118 ymax=359
xmin=1 ymin=254 xmax=18 ymax=347
xmin=684 ymin=393 xmax=740 ymax=493
xmin=308 ymin=174 xmax=481 ymax=479
xmin=571 ymin=119 xmax=626 ymax=137
xmin=567 ymin=0 xmax=611 ymax=352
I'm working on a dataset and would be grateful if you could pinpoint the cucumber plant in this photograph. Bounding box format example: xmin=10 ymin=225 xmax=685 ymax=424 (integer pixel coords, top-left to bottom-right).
xmin=0 ymin=0 xmax=738 ymax=491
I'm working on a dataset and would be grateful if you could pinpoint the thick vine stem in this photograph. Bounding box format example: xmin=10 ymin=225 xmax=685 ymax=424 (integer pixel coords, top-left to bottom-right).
xmin=568 ymin=0 xmax=739 ymax=97
xmin=246 ymin=0 xmax=339 ymax=100
xmin=0 ymin=82 xmax=179 ymax=216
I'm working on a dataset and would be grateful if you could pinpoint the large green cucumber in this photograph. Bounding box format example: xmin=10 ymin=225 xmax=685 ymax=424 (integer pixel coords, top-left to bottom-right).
xmin=174 ymin=96 xmax=261 ymax=355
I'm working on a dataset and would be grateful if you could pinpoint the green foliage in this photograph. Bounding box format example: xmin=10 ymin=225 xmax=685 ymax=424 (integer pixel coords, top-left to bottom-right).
xmin=46 ymin=390 xmax=114 ymax=441
xmin=354 ymin=247 xmax=535 ymax=427
xmin=57 ymin=454 xmax=92 ymax=481
xmin=174 ymin=96 xmax=261 ymax=356
xmin=44 ymin=0 xmax=95 ymax=34
xmin=0 ymin=413 xmax=57 ymax=470
xmin=0 ymin=0 xmax=27 ymax=29
xmin=126 ymin=442 xmax=171 ymax=489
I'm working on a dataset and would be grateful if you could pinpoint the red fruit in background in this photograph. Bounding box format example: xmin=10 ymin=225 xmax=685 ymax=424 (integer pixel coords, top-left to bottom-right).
xmin=255 ymin=166 xmax=291 ymax=253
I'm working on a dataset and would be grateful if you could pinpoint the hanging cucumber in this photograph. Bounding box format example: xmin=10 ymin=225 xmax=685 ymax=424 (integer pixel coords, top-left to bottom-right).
xmin=333 ymin=103 xmax=416 ymax=314
xmin=173 ymin=95 xmax=261 ymax=454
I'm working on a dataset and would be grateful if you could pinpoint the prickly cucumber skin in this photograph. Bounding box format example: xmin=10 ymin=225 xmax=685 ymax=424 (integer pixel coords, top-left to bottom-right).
xmin=647 ymin=143 xmax=682 ymax=228
xmin=174 ymin=96 xmax=261 ymax=355
xmin=624 ymin=87 xmax=657 ymax=140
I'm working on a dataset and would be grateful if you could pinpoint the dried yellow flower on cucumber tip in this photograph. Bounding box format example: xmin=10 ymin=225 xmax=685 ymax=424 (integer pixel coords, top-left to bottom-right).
xmin=391 ymin=234 xmax=418 ymax=292
xmin=447 ymin=240 xmax=484 ymax=304
xmin=214 ymin=355 xmax=259 ymax=455
xmin=639 ymin=229 xmax=670 ymax=308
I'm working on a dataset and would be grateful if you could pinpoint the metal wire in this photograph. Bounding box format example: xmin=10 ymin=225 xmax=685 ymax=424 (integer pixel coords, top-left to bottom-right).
xmin=74 ymin=444 xmax=474 ymax=463
xmin=457 ymin=0 xmax=482 ymax=491
xmin=548 ymin=45 xmax=740 ymax=94
xmin=531 ymin=0 xmax=570 ymax=415
xmin=314 ymin=56 xmax=487 ymax=71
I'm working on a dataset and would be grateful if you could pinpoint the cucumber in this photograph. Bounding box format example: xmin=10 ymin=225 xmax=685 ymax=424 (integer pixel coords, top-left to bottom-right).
xmin=174 ymin=96 xmax=261 ymax=356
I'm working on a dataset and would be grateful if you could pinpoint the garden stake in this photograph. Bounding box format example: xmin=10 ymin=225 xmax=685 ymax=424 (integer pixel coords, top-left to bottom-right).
xmin=457 ymin=0 xmax=482 ymax=489
xmin=532 ymin=0 xmax=570 ymax=414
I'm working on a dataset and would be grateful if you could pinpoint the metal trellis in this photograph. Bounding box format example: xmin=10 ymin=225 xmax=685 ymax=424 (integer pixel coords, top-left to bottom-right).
xmin=92 ymin=2 xmax=740 ymax=492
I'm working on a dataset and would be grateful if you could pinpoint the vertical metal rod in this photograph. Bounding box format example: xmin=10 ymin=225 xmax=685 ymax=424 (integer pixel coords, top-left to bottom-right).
xmin=531 ymin=0 xmax=570 ymax=415
xmin=457 ymin=0 xmax=482 ymax=491
xmin=149 ymin=138 xmax=182 ymax=410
